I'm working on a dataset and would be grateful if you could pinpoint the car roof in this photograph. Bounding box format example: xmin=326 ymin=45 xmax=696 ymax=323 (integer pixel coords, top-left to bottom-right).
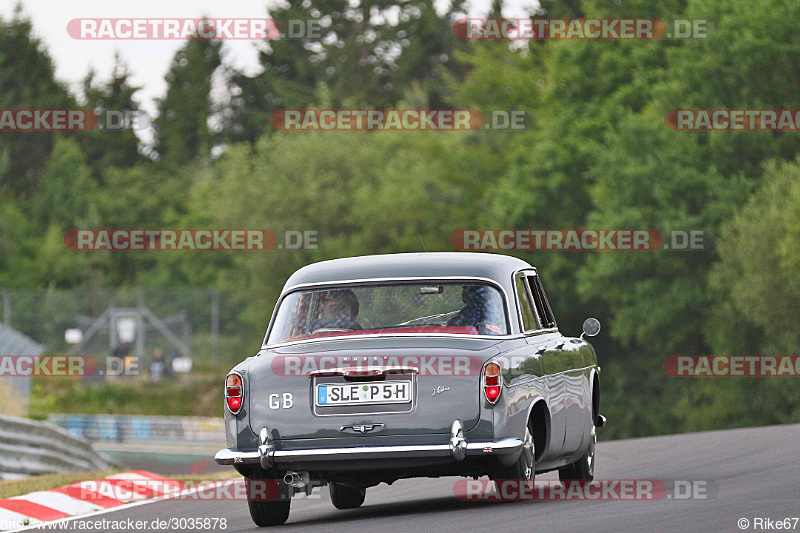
xmin=282 ymin=252 xmax=534 ymax=292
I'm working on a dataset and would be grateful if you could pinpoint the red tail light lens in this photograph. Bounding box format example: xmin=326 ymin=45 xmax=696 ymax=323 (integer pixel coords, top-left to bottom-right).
xmin=225 ymin=373 xmax=243 ymax=414
xmin=485 ymin=386 xmax=501 ymax=402
xmin=483 ymin=362 xmax=502 ymax=404
xmin=227 ymin=396 xmax=242 ymax=412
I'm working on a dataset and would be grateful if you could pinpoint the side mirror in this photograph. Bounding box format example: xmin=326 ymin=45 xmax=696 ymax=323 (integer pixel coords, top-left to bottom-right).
xmin=580 ymin=318 xmax=601 ymax=339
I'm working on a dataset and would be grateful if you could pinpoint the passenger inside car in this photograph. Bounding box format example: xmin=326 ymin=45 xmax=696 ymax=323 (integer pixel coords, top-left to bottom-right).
xmin=309 ymin=289 xmax=362 ymax=333
xmin=446 ymin=285 xmax=505 ymax=334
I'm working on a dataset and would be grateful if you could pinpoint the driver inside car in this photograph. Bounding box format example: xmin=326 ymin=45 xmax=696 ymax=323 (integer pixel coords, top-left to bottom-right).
xmin=309 ymin=289 xmax=362 ymax=334
xmin=446 ymin=285 xmax=505 ymax=335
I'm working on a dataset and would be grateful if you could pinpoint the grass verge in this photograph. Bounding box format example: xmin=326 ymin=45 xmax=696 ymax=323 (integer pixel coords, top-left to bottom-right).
xmin=28 ymin=364 xmax=229 ymax=418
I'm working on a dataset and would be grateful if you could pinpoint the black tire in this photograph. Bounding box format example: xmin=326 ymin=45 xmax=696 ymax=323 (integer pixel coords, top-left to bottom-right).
xmin=558 ymin=419 xmax=596 ymax=483
xmin=490 ymin=420 xmax=535 ymax=483
xmin=329 ymin=482 xmax=366 ymax=509
xmin=246 ymin=478 xmax=291 ymax=527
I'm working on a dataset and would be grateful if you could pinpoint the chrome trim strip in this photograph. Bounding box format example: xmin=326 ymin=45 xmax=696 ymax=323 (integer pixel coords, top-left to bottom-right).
xmin=513 ymin=270 xmax=538 ymax=334
xmin=263 ymin=332 xmax=521 ymax=351
xmin=513 ymin=269 xmax=561 ymax=336
xmin=308 ymin=366 xmax=419 ymax=378
xmin=214 ymin=448 xmax=259 ymax=465
xmin=524 ymin=328 xmax=560 ymax=337
xmin=465 ymin=438 xmax=523 ymax=453
xmin=214 ymin=437 xmax=523 ymax=465
xmin=340 ymin=423 xmax=386 ymax=433
xmin=279 ymin=276 xmax=510 ymax=296
xmin=274 ymin=444 xmax=452 ymax=461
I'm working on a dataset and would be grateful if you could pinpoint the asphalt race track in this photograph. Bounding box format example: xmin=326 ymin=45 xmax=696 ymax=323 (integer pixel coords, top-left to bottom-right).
xmin=27 ymin=424 xmax=800 ymax=533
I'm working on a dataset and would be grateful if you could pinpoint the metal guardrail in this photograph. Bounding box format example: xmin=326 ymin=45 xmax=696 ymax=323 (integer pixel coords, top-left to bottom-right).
xmin=48 ymin=414 xmax=225 ymax=445
xmin=0 ymin=414 xmax=118 ymax=477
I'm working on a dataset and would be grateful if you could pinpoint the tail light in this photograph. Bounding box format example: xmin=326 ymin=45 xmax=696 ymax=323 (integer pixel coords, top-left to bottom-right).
xmin=483 ymin=362 xmax=502 ymax=404
xmin=226 ymin=373 xmax=244 ymax=414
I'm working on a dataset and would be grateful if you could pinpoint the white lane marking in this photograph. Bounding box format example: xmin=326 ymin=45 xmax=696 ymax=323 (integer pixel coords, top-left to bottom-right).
xmin=9 ymin=492 xmax=103 ymax=516
xmin=106 ymin=473 xmax=164 ymax=481
xmin=9 ymin=479 xmax=239 ymax=533
xmin=0 ymin=507 xmax=39 ymax=532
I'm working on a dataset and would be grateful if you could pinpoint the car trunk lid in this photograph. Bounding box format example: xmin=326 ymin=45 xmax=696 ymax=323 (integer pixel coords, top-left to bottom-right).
xmin=247 ymin=336 xmax=501 ymax=440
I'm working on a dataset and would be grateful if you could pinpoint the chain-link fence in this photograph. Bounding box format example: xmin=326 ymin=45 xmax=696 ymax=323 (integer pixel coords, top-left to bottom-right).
xmin=0 ymin=287 xmax=259 ymax=381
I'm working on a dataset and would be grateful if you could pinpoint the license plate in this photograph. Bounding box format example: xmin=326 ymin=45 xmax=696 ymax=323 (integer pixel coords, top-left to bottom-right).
xmin=316 ymin=381 xmax=412 ymax=406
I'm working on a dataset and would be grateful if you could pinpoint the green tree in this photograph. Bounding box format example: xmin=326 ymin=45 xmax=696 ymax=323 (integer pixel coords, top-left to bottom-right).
xmin=24 ymin=139 xmax=102 ymax=289
xmin=175 ymin=129 xmax=504 ymax=334
xmin=0 ymin=199 xmax=39 ymax=287
xmin=711 ymin=158 xmax=800 ymax=354
xmin=224 ymin=1 xmax=470 ymax=143
xmin=32 ymin=137 xmax=97 ymax=230
xmin=80 ymin=54 xmax=143 ymax=176
xmin=92 ymin=164 xmax=188 ymax=286
xmin=153 ymin=38 xmax=222 ymax=167
xmin=0 ymin=5 xmax=73 ymax=196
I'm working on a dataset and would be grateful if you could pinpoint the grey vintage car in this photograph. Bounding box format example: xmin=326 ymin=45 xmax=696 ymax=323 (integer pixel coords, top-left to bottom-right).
xmin=215 ymin=252 xmax=605 ymax=526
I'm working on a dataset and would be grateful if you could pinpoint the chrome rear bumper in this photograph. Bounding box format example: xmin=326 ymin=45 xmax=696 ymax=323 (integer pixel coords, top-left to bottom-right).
xmin=215 ymin=439 xmax=522 ymax=465
xmin=215 ymin=420 xmax=523 ymax=467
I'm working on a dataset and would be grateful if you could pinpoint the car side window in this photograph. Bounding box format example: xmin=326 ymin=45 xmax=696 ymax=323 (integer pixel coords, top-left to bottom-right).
xmin=527 ymin=275 xmax=556 ymax=328
xmin=515 ymin=272 xmax=539 ymax=331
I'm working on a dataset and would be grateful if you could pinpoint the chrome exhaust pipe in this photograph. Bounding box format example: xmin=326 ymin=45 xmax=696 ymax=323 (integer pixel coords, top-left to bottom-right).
xmin=283 ymin=471 xmax=310 ymax=488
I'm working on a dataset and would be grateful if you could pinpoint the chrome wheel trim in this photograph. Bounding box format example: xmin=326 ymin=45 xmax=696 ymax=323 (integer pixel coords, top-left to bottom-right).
xmin=522 ymin=426 xmax=535 ymax=480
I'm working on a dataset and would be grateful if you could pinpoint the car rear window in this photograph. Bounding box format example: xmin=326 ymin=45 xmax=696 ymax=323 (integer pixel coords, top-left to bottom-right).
xmin=266 ymin=282 xmax=508 ymax=344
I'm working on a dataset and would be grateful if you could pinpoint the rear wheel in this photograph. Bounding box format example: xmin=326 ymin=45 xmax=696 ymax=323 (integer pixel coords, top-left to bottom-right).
xmin=246 ymin=477 xmax=291 ymax=527
xmin=491 ymin=422 xmax=535 ymax=483
xmin=329 ymin=482 xmax=366 ymax=509
xmin=559 ymin=420 xmax=595 ymax=483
